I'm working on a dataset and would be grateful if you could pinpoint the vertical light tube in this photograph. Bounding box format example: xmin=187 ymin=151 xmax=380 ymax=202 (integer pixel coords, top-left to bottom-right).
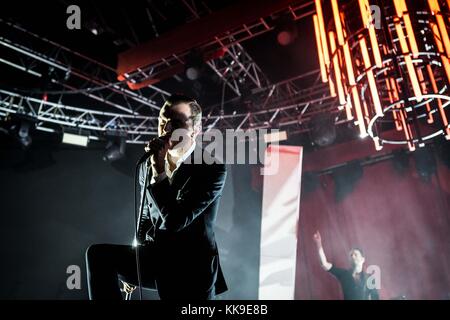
xmin=313 ymin=15 xmax=328 ymax=83
xmin=343 ymin=41 xmax=356 ymax=86
xmin=329 ymin=31 xmax=346 ymax=105
xmin=394 ymin=0 xmax=419 ymax=57
xmin=373 ymin=136 xmax=383 ymax=151
xmin=331 ymin=0 xmax=345 ymax=46
xmin=398 ymin=108 xmax=416 ymax=151
xmin=394 ymin=17 xmax=423 ymax=100
xmin=358 ymin=0 xmax=383 ymax=67
xmin=431 ymin=21 xmax=450 ymax=84
xmin=416 ymin=68 xmax=434 ymax=123
xmin=428 ymin=0 xmax=450 ymax=58
xmin=351 ymin=86 xmax=368 ymax=137
xmin=315 ymin=0 xmax=331 ymax=67
xmin=389 ymin=77 xmax=403 ymax=131
xmin=426 ymin=64 xmax=450 ymax=138
xmin=329 ymin=75 xmax=337 ymax=97
xmin=359 ymin=37 xmax=383 ymax=116
xmin=345 ymin=97 xmax=354 ymax=121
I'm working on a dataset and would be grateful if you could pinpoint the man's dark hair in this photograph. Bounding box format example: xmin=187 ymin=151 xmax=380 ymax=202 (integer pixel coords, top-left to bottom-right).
xmin=164 ymin=94 xmax=202 ymax=127
xmin=350 ymin=247 xmax=365 ymax=257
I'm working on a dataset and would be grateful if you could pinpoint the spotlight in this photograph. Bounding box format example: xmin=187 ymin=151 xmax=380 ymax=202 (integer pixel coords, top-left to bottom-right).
xmin=5 ymin=115 xmax=36 ymax=149
xmin=18 ymin=121 xmax=32 ymax=148
xmin=275 ymin=14 xmax=298 ymax=46
xmin=103 ymin=136 xmax=126 ymax=162
xmin=184 ymin=50 xmax=204 ymax=81
xmin=309 ymin=113 xmax=336 ymax=147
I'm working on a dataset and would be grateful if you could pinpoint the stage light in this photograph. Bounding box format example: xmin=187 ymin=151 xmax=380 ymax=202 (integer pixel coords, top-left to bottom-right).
xmin=103 ymin=136 xmax=126 ymax=162
xmin=275 ymin=14 xmax=298 ymax=46
xmin=312 ymin=0 xmax=450 ymax=151
xmin=310 ymin=113 xmax=337 ymax=147
xmin=185 ymin=50 xmax=204 ymax=81
xmin=62 ymin=132 xmax=89 ymax=147
xmin=5 ymin=115 xmax=36 ymax=149
xmin=18 ymin=121 xmax=32 ymax=148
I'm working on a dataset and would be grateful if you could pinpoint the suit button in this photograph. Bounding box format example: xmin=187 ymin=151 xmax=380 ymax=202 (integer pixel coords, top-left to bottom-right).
xmin=149 ymin=203 xmax=153 ymax=208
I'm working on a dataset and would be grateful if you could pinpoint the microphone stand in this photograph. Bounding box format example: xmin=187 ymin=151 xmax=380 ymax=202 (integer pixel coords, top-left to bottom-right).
xmin=134 ymin=157 xmax=152 ymax=301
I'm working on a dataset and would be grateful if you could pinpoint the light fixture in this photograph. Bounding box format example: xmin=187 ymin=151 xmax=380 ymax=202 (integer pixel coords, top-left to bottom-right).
xmin=275 ymin=14 xmax=298 ymax=46
xmin=313 ymin=0 xmax=450 ymax=151
xmin=103 ymin=135 xmax=127 ymax=162
xmin=62 ymin=132 xmax=89 ymax=147
xmin=17 ymin=121 xmax=32 ymax=148
xmin=185 ymin=50 xmax=204 ymax=81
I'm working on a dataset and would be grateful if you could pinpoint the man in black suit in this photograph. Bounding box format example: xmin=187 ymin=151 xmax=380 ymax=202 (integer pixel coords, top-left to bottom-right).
xmin=85 ymin=94 xmax=227 ymax=300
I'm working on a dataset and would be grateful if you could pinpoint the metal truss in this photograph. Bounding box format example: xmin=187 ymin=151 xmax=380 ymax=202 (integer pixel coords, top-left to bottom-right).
xmin=202 ymin=70 xmax=339 ymax=135
xmin=0 ymin=69 xmax=337 ymax=144
xmin=0 ymin=2 xmax=341 ymax=144
xmin=0 ymin=19 xmax=170 ymax=115
xmin=122 ymin=0 xmax=316 ymax=95
xmin=0 ymin=89 xmax=158 ymax=144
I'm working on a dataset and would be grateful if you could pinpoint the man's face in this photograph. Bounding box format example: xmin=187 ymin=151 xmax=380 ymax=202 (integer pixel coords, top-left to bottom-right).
xmin=158 ymin=102 xmax=194 ymax=150
xmin=349 ymin=249 xmax=365 ymax=267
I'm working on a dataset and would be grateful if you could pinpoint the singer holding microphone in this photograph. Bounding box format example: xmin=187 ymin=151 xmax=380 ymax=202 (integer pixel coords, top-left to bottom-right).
xmin=85 ymin=94 xmax=228 ymax=300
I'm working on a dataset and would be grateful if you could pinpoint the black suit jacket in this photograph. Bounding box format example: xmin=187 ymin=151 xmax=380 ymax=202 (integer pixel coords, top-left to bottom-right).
xmin=138 ymin=149 xmax=228 ymax=297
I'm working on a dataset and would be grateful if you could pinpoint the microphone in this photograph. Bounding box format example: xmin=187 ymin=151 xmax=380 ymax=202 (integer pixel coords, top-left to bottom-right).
xmin=136 ymin=135 xmax=171 ymax=165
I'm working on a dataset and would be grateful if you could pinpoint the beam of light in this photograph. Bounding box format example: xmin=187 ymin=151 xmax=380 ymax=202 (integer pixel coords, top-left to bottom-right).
xmin=359 ymin=37 xmax=383 ymax=116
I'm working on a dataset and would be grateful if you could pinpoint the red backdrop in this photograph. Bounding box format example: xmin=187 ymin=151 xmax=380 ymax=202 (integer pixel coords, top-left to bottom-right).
xmin=295 ymin=157 xmax=450 ymax=300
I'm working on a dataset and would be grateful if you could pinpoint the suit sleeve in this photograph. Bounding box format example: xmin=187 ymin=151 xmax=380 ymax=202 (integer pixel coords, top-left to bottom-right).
xmin=148 ymin=164 xmax=227 ymax=232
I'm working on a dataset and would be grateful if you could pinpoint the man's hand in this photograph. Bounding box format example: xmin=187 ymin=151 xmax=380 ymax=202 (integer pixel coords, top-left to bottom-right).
xmin=313 ymin=230 xmax=322 ymax=248
xmin=145 ymin=136 xmax=169 ymax=174
xmin=313 ymin=230 xmax=332 ymax=271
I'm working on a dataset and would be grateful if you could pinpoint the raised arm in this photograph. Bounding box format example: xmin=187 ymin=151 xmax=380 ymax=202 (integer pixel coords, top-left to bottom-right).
xmin=313 ymin=231 xmax=332 ymax=271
